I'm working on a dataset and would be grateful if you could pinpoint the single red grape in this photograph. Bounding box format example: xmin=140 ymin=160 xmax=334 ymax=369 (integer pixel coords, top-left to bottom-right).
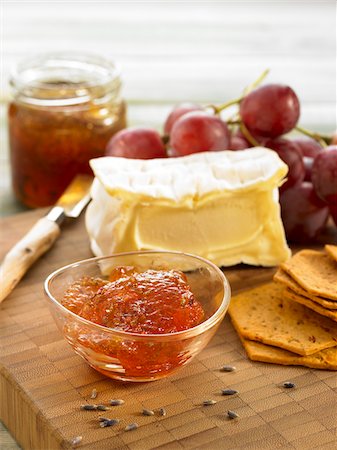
xmin=233 ymin=129 xmax=252 ymax=147
xmin=170 ymin=111 xmax=230 ymax=156
xmin=312 ymin=144 xmax=337 ymax=227
xmin=164 ymin=103 xmax=202 ymax=135
xmin=264 ymin=138 xmax=305 ymax=192
xmin=228 ymin=133 xmax=250 ymax=150
xmin=235 ymin=129 xmax=268 ymax=147
xmin=290 ymin=138 xmax=322 ymax=181
xmin=303 ymin=156 xmax=314 ymax=182
xmin=105 ymin=127 xmax=167 ymax=159
xmin=311 ymin=146 xmax=337 ymax=205
xmin=240 ymin=84 xmax=300 ymax=138
xmin=280 ymin=182 xmax=329 ymax=243
xmin=291 ymin=137 xmax=322 ymax=158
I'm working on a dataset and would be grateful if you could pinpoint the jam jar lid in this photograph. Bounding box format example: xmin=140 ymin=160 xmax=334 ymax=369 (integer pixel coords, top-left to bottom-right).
xmin=9 ymin=52 xmax=122 ymax=107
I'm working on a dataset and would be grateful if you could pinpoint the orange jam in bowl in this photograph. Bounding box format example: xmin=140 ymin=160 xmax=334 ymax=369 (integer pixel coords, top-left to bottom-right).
xmin=44 ymin=251 xmax=230 ymax=382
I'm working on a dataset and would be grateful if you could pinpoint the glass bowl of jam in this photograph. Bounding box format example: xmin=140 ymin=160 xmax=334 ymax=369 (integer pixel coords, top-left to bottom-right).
xmin=44 ymin=251 xmax=230 ymax=382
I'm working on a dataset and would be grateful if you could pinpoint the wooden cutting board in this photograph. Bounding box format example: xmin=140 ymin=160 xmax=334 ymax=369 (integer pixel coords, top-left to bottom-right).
xmin=1 ymin=209 xmax=337 ymax=450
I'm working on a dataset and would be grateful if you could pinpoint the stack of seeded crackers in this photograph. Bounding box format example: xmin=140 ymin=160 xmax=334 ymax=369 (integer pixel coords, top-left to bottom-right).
xmin=228 ymin=245 xmax=337 ymax=370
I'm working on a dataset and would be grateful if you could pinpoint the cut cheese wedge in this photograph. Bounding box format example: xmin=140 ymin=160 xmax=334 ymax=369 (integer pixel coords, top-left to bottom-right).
xmin=85 ymin=148 xmax=291 ymax=267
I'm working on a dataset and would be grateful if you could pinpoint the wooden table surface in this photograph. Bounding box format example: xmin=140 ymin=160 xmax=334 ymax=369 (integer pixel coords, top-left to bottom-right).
xmin=1 ymin=2 xmax=336 ymax=449
xmin=1 ymin=210 xmax=337 ymax=450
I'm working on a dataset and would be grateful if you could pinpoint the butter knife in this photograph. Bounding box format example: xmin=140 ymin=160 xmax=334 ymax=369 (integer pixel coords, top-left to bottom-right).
xmin=0 ymin=174 xmax=93 ymax=303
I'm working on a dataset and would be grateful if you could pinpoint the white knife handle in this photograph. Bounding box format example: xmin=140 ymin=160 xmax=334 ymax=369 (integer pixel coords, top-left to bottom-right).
xmin=0 ymin=217 xmax=61 ymax=303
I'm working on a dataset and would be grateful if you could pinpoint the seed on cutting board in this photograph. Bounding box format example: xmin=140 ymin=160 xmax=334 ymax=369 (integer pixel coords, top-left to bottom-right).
xmin=283 ymin=381 xmax=296 ymax=389
xmin=110 ymin=399 xmax=125 ymax=406
xmin=158 ymin=407 xmax=167 ymax=416
xmin=80 ymin=404 xmax=97 ymax=410
xmin=203 ymin=399 xmax=217 ymax=406
xmin=221 ymin=389 xmax=239 ymax=396
xmin=98 ymin=417 xmax=110 ymax=422
xmin=70 ymin=435 xmax=82 ymax=447
xmin=124 ymin=423 xmax=139 ymax=431
xmin=97 ymin=405 xmax=110 ymax=411
xmin=220 ymin=365 xmax=236 ymax=372
xmin=227 ymin=410 xmax=239 ymax=419
xmin=90 ymin=388 xmax=97 ymax=399
xmin=142 ymin=408 xmax=155 ymax=416
xmin=100 ymin=418 xmax=120 ymax=428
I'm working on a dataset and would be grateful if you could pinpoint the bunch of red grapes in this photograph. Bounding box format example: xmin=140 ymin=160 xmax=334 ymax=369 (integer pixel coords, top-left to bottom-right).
xmin=105 ymin=81 xmax=337 ymax=244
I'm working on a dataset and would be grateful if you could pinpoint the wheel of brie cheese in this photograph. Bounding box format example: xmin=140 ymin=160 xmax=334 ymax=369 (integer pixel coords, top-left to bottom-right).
xmin=85 ymin=148 xmax=291 ymax=267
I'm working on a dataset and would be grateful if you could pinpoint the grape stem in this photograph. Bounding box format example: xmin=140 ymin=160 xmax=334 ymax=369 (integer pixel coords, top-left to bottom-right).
xmin=295 ymin=126 xmax=328 ymax=147
xmin=243 ymin=68 xmax=270 ymax=95
xmin=209 ymin=97 xmax=243 ymax=115
xmin=161 ymin=135 xmax=170 ymax=145
xmin=226 ymin=119 xmax=241 ymax=126
xmin=227 ymin=112 xmax=241 ymax=123
xmin=210 ymin=69 xmax=270 ymax=115
xmin=239 ymin=122 xmax=260 ymax=147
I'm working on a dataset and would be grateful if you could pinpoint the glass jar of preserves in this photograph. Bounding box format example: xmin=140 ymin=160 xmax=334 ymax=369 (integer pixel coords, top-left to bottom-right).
xmin=8 ymin=53 xmax=127 ymax=208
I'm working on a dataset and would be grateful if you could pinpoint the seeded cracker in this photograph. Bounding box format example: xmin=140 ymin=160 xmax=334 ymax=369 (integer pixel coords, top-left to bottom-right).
xmin=274 ymin=268 xmax=337 ymax=310
xmin=228 ymin=283 xmax=337 ymax=356
xmin=283 ymin=289 xmax=337 ymax=322
xmin=280 ymin=250 xmax=337 ymax=300
xmin=325 ymin=244 xmax=337 ymax=263
xmin=239 ymin=337 xmax=337 ymax=370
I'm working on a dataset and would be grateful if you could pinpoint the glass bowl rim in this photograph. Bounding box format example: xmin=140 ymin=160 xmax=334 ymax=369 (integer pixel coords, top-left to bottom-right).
xmin=44 ymin=250 xmax=231 ymax=341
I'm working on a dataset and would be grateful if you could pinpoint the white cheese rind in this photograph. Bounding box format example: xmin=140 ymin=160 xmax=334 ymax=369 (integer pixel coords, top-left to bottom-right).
xmin=86 ymin=148 xmax=291 ymax=267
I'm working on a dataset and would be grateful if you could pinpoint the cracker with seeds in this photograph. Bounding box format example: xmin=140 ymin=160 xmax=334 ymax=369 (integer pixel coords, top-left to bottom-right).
xmin=228 ymin=283 xmax=337 ymax=356
xmin=274 ymin=268 xmax=337 ymax=310
xmin=284 ymin=288 xmax=337 ymax=322
xmin=325 ymin=244 xmax=337 ymax=262
xmin=281 ymin=250 xmax=337 ymax=300
xmin=239 ymin=336 xmax=337 ymax=370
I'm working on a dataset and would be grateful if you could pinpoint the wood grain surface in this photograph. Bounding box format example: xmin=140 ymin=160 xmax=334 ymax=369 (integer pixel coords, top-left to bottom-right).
xmin=1 ymin=209 xmax=337 ymax=450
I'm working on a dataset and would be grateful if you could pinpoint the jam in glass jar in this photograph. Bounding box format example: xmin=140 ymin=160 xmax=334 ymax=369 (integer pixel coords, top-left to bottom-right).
xmin=8 ymin=53 xmax=126 ymax=207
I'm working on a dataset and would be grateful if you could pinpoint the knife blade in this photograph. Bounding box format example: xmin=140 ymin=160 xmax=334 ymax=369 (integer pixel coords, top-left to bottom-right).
xmin=0 ymin=174 xmax=93 ymax=303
